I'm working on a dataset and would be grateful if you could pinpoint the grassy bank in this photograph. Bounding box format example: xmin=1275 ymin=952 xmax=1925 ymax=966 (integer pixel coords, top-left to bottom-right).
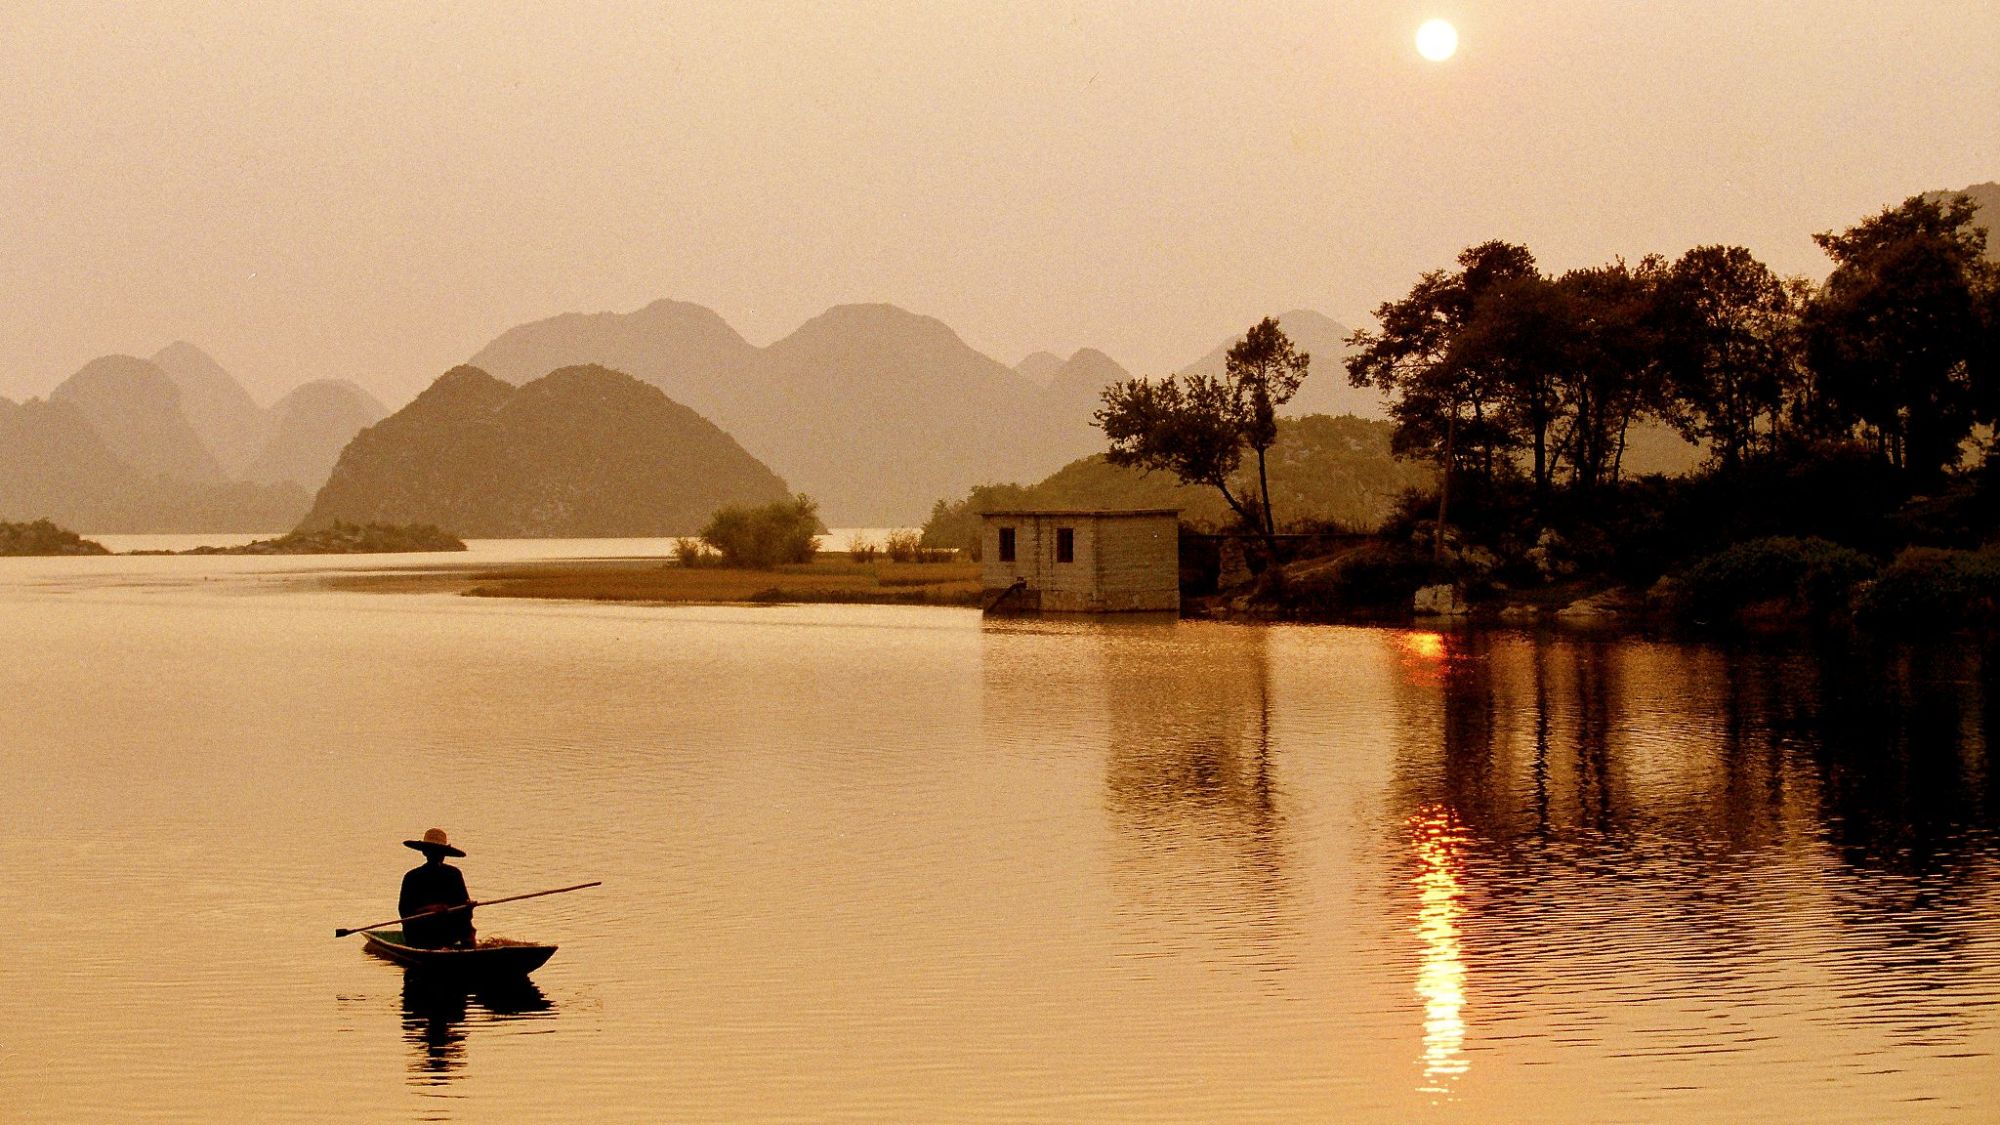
xmin=411 ymin=556 xmax=985 ymax=607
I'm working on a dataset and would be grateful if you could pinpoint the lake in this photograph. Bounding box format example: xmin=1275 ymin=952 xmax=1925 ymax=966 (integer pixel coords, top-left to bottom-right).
xmin=1 ymin=550 xmax=1996 ymax=1122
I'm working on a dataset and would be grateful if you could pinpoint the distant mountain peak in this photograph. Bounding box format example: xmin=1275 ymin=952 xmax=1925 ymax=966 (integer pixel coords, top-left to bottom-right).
xmin=153 ymin=339 xmax=222 ymax=366
xmin=1064 ymin=346 xmax=1121 ymax=367
xmin=787 ymin=302 xmax=965 ymax=343
xmin=1178 ymin=310 xmax=1384 ymax=421
xmin=424 ymin=364 xmax=511 ymax=397
xmin=302 ymin=362 xmax=790 ymax=536
xmin=148 ymin=340 xmax=270 ymax=473
xmin=1015 ymin=351 xmax=1064 ymax=385
xmin=49 ymin=354 xmax=225 ymax=483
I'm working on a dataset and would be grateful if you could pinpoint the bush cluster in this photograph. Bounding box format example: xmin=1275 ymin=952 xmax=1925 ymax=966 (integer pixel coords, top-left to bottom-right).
xmin=1856 ymin=547 xmax=2000 ymax=633
xmin=1679 ymin=536 xmax=1877 ymax=622
xmin=1267 ymin=544 xmax=1431 ymax=619
xmin=698 ymin=495 xmax=821 ymax=569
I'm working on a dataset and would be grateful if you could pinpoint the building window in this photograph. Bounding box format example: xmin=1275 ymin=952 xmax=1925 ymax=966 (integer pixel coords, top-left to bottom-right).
xmin=997 ymin=527 xmax=1016 ymax=562
xmin=1056 ymin=527 xmax=1075 ymax=563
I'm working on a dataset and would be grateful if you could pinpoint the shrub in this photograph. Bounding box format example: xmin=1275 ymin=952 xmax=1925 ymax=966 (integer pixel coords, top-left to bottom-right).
xmin=847 ymin=533 xmax=879 ymax=562
xmin=1267 ymin=544 xmax=1432 ymax=619
xmin=673 ymin=537 xmax=712 ymax=566
xmin=884 ymin=529 xmax=922 ymax=563
xmin=699 ymin=495 xmax=822 ymax=568
xmin=1680 ymin=536 xmax=1876 ymax=622
xmin=1855 ymin=547 xmax=2000 ymax=634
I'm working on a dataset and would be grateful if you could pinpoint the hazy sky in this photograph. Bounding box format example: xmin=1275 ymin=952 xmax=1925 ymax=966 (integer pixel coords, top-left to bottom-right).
xmin=2 ymin=1 xmax=1994 ymax=406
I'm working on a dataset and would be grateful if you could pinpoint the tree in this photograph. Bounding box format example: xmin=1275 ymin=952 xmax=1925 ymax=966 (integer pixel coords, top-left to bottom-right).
xmin=699 ymin=494 xmax=821 ymax=568
xmin=1094 ymin=318 xmax=1312 ymax=556
xmin=1655 ymin=245 xmax=1805 ymax=468
xmin=1225 ymin=318 xmax=1311 ymax=540
xmin=1096 ymin=373 xmax=1260 ymax=536
xmin=1347 ymin=242 xmax=1541 ymax=543
xmin=1805 ymin=194 xmax=1994 ymax=480
xmin=1550 ymin=258 xmax=1668 ymax=491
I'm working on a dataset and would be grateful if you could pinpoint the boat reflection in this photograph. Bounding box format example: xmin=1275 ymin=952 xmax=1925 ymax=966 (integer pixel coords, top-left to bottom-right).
xmin=400 ymin=973 xmax=554 ymax=1081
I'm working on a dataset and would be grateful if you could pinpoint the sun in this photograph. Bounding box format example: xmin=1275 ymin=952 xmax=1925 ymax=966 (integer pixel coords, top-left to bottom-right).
xmin=1416 ymin=18 xmax=1458 ymax=62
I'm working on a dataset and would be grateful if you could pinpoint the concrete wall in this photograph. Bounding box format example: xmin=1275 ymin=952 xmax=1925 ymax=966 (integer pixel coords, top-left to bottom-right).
xmin=982 ymin=513 xmax=1177 ymax=613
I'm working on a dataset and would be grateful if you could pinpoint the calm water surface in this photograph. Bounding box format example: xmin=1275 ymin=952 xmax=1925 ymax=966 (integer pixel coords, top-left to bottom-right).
xmin=1 ymin=550 xmax=1996 ymax=1122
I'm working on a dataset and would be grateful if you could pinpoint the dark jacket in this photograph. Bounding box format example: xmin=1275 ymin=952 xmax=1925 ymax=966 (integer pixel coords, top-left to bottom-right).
xmin=399 ymin=861 xmax=474 ymax=948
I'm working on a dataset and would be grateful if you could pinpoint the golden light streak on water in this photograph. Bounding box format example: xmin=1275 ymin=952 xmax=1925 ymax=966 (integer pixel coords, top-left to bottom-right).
xmin=1402 ymin=631 xmax=1447 ymax=662
xmin=1410 ymin=805 xmax=1469 ymax=1097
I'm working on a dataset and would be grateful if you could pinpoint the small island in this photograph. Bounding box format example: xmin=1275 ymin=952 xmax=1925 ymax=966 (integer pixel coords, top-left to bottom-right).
xmin=180 ymin=521 xmax=466 ymax=555
xmin=0 ymin=518 xmax=111 ymax=556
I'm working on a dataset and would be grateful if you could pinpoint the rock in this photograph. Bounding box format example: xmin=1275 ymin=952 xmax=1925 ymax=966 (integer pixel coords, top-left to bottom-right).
xmin=1498 ymin=604 xmax=1542 ymax=623
xmin=0 ymin=518 xmax=110 ymax=556
xmin=1645 ymin=575 xmax=1687 ymax=608
xmin=1527 ymin=528 xmax=1577 ymax=581
xmin=1555 ymin=587 xmax=1641 ymax=624
xmin=1414 ymin=583 xmax=1468 ymax=616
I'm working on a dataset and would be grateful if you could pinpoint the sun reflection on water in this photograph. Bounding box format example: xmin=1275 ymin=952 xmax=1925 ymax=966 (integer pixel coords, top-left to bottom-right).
xmin=1410 ymin=805 xmax=1469 ymax=1097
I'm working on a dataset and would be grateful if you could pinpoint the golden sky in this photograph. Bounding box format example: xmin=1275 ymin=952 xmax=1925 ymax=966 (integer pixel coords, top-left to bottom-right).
xmin=1 ymin=1 xmax=1994 ymax=405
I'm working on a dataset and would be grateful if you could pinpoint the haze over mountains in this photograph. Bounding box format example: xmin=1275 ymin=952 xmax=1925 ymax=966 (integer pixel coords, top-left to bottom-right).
xmin=467 ymin=300 xmax=1397 ymax=524
xmin=0 ymin=345 xmax=386 ymax=532
xmin=470 ymin=301 xmax=1099 ymax=524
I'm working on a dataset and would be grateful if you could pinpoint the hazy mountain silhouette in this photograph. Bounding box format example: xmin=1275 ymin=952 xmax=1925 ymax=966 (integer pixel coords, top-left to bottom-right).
xmin=470 ymin=297 xmax=763 ymax=426
xmin=0 ymin=393 xmax=308 ymax=532
xmin=0 ymin=396 xmax=148 ymax=526
xmin=1038 ymin=347 xmax=1129 ymax=452
xmin=150 ymin=341 xmax=271 ymax=474
xmin=242 ymin=379 xmax=388 ymax=488
xmin=49 ymin=356 xmax=225 ymax=483
xmin=1014 ymin=350 xmax=1064 ymax=386
xmin=302 ymin=365 xmax=791 ymax=536
xmin=1179 ymin=309 xmax=1391 ymax=420
xmin=468 ymin=300 xmax=1075 ymax=524
xmin=756 ymin=304 xmax=1072 ymax=522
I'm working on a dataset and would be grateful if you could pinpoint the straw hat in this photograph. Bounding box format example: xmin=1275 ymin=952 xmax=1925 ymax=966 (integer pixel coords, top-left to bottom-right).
xmin=403 ymin=827 xmax=466 ymax=858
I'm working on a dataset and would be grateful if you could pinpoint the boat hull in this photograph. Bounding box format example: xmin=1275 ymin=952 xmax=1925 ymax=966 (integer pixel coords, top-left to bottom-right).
xmin=362 ymin=930 xmax=557 ymax=979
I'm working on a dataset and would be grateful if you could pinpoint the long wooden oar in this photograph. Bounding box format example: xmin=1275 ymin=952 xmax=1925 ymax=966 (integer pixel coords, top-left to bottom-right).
xmin=335 ymin=880 xmax=602 ymax=937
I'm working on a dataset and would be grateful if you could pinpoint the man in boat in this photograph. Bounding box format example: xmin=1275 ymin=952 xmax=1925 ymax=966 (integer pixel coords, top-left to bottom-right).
xmin=399 ymin=828 xmax=476 ymax=948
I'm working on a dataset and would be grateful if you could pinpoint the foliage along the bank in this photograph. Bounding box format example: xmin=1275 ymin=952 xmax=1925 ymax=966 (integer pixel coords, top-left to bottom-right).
xmin=1312 ymin=191 xmax=2000 ymax=631
xmin=919 ymin=414 xmax=1432 ymax=555
xmin=698 ymin=495 xmax=822 ymax=569
xmin=1094 ymin=316 xmax=1311 ymax=550
xmin=1346 ymin=193 xmax=1996 ymax=499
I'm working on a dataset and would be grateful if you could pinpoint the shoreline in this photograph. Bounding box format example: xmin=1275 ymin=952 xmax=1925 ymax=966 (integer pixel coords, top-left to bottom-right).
xmin=323 ymin=555 xmax=985 ymax=608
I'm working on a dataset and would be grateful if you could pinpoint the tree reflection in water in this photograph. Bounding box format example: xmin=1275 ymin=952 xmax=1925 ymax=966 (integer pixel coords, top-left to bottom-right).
xmin=1389 ymin=629 xmax=2000 ymax=1093
xmin=400 ymin=973 xmax=554 ymax=1083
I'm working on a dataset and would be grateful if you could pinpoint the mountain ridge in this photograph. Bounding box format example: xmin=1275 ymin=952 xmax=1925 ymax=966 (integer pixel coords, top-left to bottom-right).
xmin=301 ymin=364 xmax=793 ymax=537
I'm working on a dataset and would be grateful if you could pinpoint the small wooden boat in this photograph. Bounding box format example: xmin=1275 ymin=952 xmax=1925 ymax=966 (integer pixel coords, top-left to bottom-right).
xmin=362 ymin=929 xmax=557 ymax=979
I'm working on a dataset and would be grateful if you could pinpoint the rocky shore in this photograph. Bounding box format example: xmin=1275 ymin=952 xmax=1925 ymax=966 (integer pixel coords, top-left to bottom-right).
xmin=0 ymin=519 xmax=111 ymax=556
